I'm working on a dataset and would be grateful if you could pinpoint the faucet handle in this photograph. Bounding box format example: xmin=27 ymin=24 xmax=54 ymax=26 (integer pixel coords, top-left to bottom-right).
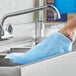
xmin=6 ymin=23 xmax=13 ymax=34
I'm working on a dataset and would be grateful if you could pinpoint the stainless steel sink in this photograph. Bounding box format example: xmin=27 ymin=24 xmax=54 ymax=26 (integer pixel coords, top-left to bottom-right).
xmin=0 ymin=54 xmax=19 ymax=66
xmin=0 ymin=51 xmax=76 ymax=76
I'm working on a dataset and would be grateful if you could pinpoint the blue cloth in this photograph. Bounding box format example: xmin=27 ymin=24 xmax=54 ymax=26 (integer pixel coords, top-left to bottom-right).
xmin=5 ymin=32 xmax=72 ymax=64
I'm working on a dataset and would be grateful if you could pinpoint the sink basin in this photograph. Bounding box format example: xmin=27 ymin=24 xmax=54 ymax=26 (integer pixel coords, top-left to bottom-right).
xmin=0 ymin=51 xmax=76 ymax=76
xmin=0 ymin=54 xmax=19 ymax=66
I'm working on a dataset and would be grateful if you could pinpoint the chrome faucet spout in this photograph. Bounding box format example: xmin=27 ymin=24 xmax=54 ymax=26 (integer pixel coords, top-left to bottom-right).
xmin=48 ymin=5 xmax=61 ymax=20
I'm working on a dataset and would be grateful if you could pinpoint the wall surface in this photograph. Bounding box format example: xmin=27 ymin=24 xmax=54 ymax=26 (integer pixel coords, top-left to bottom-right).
xmin=0 ymin=0 xmax=35 ymax=38
xmin=0 ymin=0 xmax=34 ymax=24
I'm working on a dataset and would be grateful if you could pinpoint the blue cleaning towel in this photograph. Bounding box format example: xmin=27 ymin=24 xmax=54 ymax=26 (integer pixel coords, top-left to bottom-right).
xmin=5 ymin=32 xmax=72 ymax=64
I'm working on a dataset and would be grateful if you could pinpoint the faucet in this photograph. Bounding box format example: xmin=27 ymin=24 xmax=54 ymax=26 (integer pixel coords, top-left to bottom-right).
xmin=0 ymin=4 xmax=60 ymax=39
xmin=48 ymin=5 xmax=60 ymax=20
